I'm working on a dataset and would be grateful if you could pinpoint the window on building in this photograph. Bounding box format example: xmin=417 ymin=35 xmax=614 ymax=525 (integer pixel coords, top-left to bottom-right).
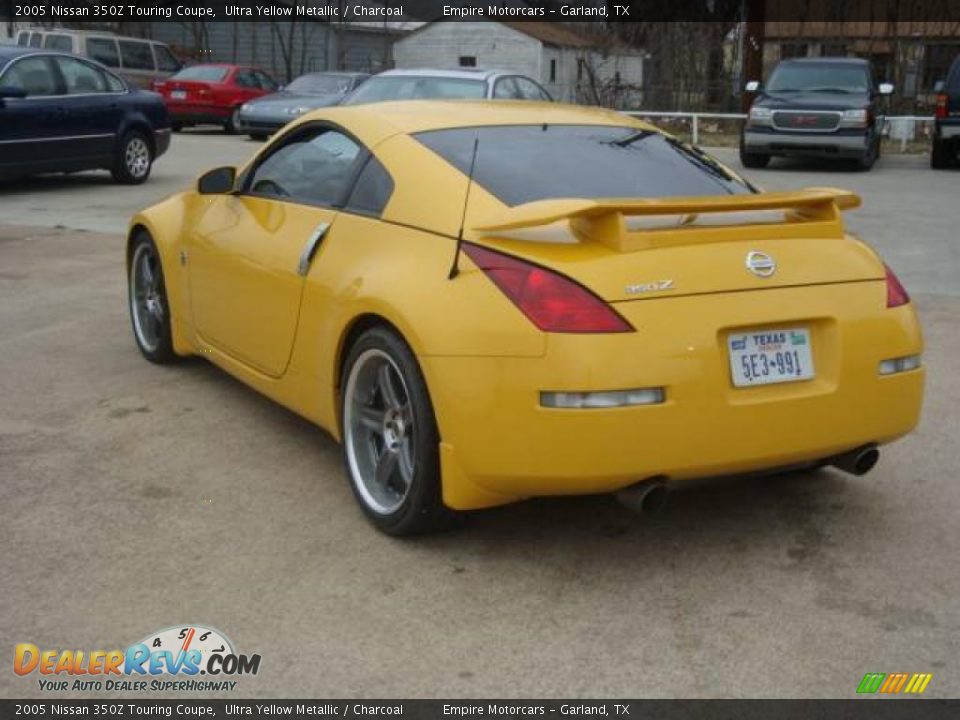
xmin=458 ymin=56 xmax=477 ymax=68
xmin=577 ymin=58 xmax=585 ymax=82
xmin=549 ymin=59 xmax=557 ymax=83
xmin=780 ymin=43 xmax=810 ymax=60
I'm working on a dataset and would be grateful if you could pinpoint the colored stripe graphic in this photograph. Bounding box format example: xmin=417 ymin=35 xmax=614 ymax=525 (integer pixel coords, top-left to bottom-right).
xmin=858 ymin=672 xmax=932 ymax=695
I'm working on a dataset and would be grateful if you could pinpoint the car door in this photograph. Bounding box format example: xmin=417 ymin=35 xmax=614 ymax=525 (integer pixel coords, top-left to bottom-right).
xmin=0 ymin=55 xmax=69 ymax=174
xmin=188 ymin=125 xmax=366 ymax=377
xmin=51 ymin=55 xmax=126 ymax=165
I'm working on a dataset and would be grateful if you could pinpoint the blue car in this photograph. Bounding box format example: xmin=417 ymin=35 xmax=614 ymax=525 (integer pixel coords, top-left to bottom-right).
xmin=0 ymin=46 xmax=171 ymax=184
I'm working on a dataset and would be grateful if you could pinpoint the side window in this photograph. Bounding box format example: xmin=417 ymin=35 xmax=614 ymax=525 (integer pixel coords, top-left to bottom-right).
xmin=29 ymin=33 xmax=43 ymax=48
xmin=56 ymin=57 xmax=109 ymax=94
xmin=256 ymin=71 xmax=278 ymax=90
xmin=153 ymin=45 xmax=181 ymax=72
xmin=345 ymin=156 xmax=394 ymax=217
xmin=514 ymin=77 xmax=549 ymax=101
xmin=0 ymin=56 xmax=60 ymax=97
xmin=17 ymin=32 xmax=30 ymax=47
xmin=493 ymin=77 xmax=521 ymax=99
xmin=234 ymin=70 xmax=257 ymax=88
xmin=44 ymin=34 xmax=74 ymax=52
xmin=247 ymin=128 xmax=364 ymax=207
xmin=87 ymin=38 xmax=120 ymax=68
xmin=118 ymin=41 xmax=155 ymax=71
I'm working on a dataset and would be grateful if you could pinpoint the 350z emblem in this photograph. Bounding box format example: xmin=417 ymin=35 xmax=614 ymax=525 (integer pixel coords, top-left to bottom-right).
xmin=625 ymin=279 xmax=675 ymax=294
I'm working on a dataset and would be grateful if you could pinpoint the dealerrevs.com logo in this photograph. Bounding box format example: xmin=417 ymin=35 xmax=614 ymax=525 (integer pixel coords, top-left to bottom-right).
xmin=14 ymin=625 xmax=261 ymax=692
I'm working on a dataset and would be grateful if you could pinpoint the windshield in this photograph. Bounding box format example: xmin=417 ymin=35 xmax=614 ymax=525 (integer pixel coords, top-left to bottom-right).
xmin=172 ymin=66 xmax=228 ymax=83
xmin=343 ymin=76 xmax=486 ymax=105
xmin=766 ymin=64 xmax=870 ymax=94
xmin=286 ymin=74 xmax=354 ymax=95
xmin=415 ymin=125 xmax=754 ymax=207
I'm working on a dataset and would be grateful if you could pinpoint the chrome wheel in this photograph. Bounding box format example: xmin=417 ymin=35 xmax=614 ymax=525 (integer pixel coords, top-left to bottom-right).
xmin=125 ymin=137 xmax=150 ymax=179
xmin=344 ymin=349 xmax=416 ymax=516
xmin=130 ymin=242 xmax=164 ymax=353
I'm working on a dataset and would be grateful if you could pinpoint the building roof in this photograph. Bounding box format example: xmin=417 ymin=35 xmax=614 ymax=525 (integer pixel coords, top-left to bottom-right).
xmin=499 ymin=21 xmax=597 ymax=49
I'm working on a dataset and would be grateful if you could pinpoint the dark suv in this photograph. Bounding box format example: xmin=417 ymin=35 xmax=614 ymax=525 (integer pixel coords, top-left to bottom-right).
xmin=740 ymin=57 xmax=893 ymax=171
xmin=931 ymin=53 xmax=960 ymax=169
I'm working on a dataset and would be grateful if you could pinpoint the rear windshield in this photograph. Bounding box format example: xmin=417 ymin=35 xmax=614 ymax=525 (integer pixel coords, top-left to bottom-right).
xmin=414 ymin=125 xmax=754 ymax=206
xmin=766 ymin=63 xmax=870 ymax=94
xmin=343 ymin=76 xmax=486 ymax=105
xmin=172 ymin=66 xmax=228 ymax=82
xmin=287 ymin=74 xmax=354 ymax=95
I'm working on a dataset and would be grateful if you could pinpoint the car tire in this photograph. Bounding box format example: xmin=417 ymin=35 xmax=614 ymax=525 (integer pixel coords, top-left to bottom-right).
xmin=855 ymin=136 xmax=879 ymax=171
xmin=111 ymin=131 xmax=153 ymax=185
xmin=340 ymin=326 xmax=456 ymax=536
xmin=931 ymin=137 xmax=952 ymax=169
xmin=739 ymin=140 xmax=771 ymax=169
xmin=127 ymin=230 xmax=176 ymax=364
xmin=224 ymin=107 xmax=242 ymax=134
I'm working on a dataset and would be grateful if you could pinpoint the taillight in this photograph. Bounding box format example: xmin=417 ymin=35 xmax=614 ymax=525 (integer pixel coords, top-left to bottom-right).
xmin=885 ymin=264 xmax=910 ymax=308
xmin=462 ymin=243 xmax=633 ymax=333
xmin=934 ymin=94 xmax=948 ymax=119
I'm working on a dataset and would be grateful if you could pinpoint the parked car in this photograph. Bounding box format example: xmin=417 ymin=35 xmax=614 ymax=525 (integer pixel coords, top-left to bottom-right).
xmin=740 ymin=57 xmax=892 ymax=171
xmin=931 ymin=53 xmax=960 ymax=169
xmin=127 ymin=101 xmax=922 ymax=536
xmin=0 ymin=47 xmax=171 ymax=184
xmin=15 ymin=28 xmax=181 ymax=89
xmin=341 ymin=68 xmax=552 ymax=105
xmin=238 ymin=72 xmax=369 ymax=140
xmin=152 ymin=64 xmax=279 ymax=134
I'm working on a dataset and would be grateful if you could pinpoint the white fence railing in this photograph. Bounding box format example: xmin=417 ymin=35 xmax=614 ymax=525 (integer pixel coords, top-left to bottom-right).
xmin=623 ymin=110 xmax=936 ymax=150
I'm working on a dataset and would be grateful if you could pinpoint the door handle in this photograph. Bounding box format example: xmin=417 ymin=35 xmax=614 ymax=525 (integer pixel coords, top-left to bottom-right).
xmin=297 ymin=222 xmax=330 ymax=276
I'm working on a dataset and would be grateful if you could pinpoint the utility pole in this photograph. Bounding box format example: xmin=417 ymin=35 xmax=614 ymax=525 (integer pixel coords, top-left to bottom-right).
xmin=741 ymin=0 xmax=765 ymax=112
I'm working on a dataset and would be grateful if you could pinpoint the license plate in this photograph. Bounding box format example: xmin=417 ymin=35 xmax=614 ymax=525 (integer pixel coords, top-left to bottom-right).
xmin=728 ymin=327 xmax=814 ymax=387
xmin=171 ymin=90 xmax=186 ymax=100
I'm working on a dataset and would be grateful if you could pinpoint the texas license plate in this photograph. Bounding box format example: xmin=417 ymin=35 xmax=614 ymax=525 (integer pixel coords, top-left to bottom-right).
xmin=728 ymin=327 xmax=814 ymax=387
xmin=171 ymin=90 xmax=186 ymax=100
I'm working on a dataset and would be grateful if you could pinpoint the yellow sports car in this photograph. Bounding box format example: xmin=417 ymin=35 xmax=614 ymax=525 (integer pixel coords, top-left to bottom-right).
xmin=127 ymin=101 xmax=924 ymax=535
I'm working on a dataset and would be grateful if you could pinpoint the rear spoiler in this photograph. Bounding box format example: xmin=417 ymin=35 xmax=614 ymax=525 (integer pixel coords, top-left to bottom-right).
xmin=473 ymin=188 xmax=861 ymax=251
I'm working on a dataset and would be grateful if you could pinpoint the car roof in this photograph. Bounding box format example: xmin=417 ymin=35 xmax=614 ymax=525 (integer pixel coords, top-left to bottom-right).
xmin=372 ymin=68 xmax=510 ymax=82
xmin=304 ymin=99 xmax=647 ymax=136
xmin=0 ymin=46 xmax=36 ymax=63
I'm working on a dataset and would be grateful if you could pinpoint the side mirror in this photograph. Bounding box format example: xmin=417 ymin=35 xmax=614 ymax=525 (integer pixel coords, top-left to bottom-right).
xmin=878 ymin=82 xmax=894 ymax=96
xmin=745 ymin=80 xmax=760 ymax=93
xmin=0 ymin=85 xmax=27 ymax=99
xmin=933 ymin=80 xmax=945 ymax=93
xmin=197 ymin=166 xmax=236 ymax=195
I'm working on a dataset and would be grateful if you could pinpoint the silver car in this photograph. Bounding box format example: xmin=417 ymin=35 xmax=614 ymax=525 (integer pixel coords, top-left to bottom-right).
xmin=237 ymin=71 xmax=369 ymax=139
xmin=341 ymin=68 xmax=552 ymax=105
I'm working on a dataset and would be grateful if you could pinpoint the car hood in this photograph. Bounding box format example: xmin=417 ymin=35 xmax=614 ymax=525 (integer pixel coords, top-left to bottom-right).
xmin=755 ymin=92 xmax=870 ymax=111
xmin=244 ymin=92 xmax=344 ymax=111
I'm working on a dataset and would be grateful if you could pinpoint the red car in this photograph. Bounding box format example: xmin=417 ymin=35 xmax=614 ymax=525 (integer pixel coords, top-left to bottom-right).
xmin=152 ymin=64 xmax=279 ymax=134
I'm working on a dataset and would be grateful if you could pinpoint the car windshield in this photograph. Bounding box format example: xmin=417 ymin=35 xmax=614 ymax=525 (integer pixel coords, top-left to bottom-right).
xmin=343 ymin=76 xmax=486 ymax=105
xmin=415 ymin=125 xmax=754 ymax=207
xmin=172 ymin=66 xmax=228 ymax=82
xmin=286 ymin=74 xmax=354 ymax=95
xmin=766 ymin=64 xmax=869 ymax=94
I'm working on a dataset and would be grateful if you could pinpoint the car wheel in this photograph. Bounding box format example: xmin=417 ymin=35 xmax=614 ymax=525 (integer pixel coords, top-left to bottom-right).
xmin=855 ymin=137 xmax=879 ymax=171
xmin=340 ymin=327 xmax=455 ymax=536
xmin=224 ymin=107 xmax=241 ymax=134
xmin=128 ymin=231 xmax=176 ymax=364
xmin=931 ymin=137 xmax=953 ymax=169
xmin=112 ymin=131 xmax=153 ymax=184
xmin=739 ymin=139 xmax=770 ymax=169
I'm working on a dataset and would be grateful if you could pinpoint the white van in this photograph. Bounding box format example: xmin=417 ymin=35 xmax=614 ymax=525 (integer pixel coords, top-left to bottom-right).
xmin=14 ymin=28 xmax=181 ymax=88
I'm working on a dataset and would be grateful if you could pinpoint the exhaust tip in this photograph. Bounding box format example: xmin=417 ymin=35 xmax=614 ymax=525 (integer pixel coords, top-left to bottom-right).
xmin=832 ymin=445 xmax=880 ymax=477
xmin=615 ymin=478 xmax=669 ymax=515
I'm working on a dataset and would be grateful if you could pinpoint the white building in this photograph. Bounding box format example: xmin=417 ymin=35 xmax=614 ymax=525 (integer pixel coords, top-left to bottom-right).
xmin=393 ymin=21 xmax=645 ymax=106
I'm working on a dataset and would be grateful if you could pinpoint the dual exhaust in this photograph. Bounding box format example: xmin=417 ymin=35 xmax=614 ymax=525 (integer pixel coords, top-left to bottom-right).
xmin=614 ymin=445 xmax=880 ymax=516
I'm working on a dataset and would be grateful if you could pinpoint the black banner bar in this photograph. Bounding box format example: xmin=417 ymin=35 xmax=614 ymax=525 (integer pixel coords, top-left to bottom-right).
xmin=2 ymin=700 xmax=960 ymax=719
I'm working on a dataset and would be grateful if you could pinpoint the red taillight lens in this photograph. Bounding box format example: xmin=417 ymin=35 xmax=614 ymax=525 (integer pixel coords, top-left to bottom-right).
xmin=462 ymin=243 xmax=633 ymax=333
xmin=934 ymin=94 xmax=948 ymax=119
xmin=885 ymin=264 xmax=910 ymax=308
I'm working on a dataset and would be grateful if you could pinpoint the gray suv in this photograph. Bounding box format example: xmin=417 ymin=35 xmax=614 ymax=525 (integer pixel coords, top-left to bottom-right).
xmin=740 ymin=57 xmax=893 ymax=171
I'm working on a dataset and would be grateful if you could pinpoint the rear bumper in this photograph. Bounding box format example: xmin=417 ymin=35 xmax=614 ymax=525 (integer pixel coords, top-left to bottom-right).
xmin=423 ymin=282 xmax=924 ymax=510
xmin=744 ymin=129 xmax=871 ymax=158
xmin=167 ymin=102 xmax=231 ymax=124
xmin=936 ymin=122 xmax=960 ymax=140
